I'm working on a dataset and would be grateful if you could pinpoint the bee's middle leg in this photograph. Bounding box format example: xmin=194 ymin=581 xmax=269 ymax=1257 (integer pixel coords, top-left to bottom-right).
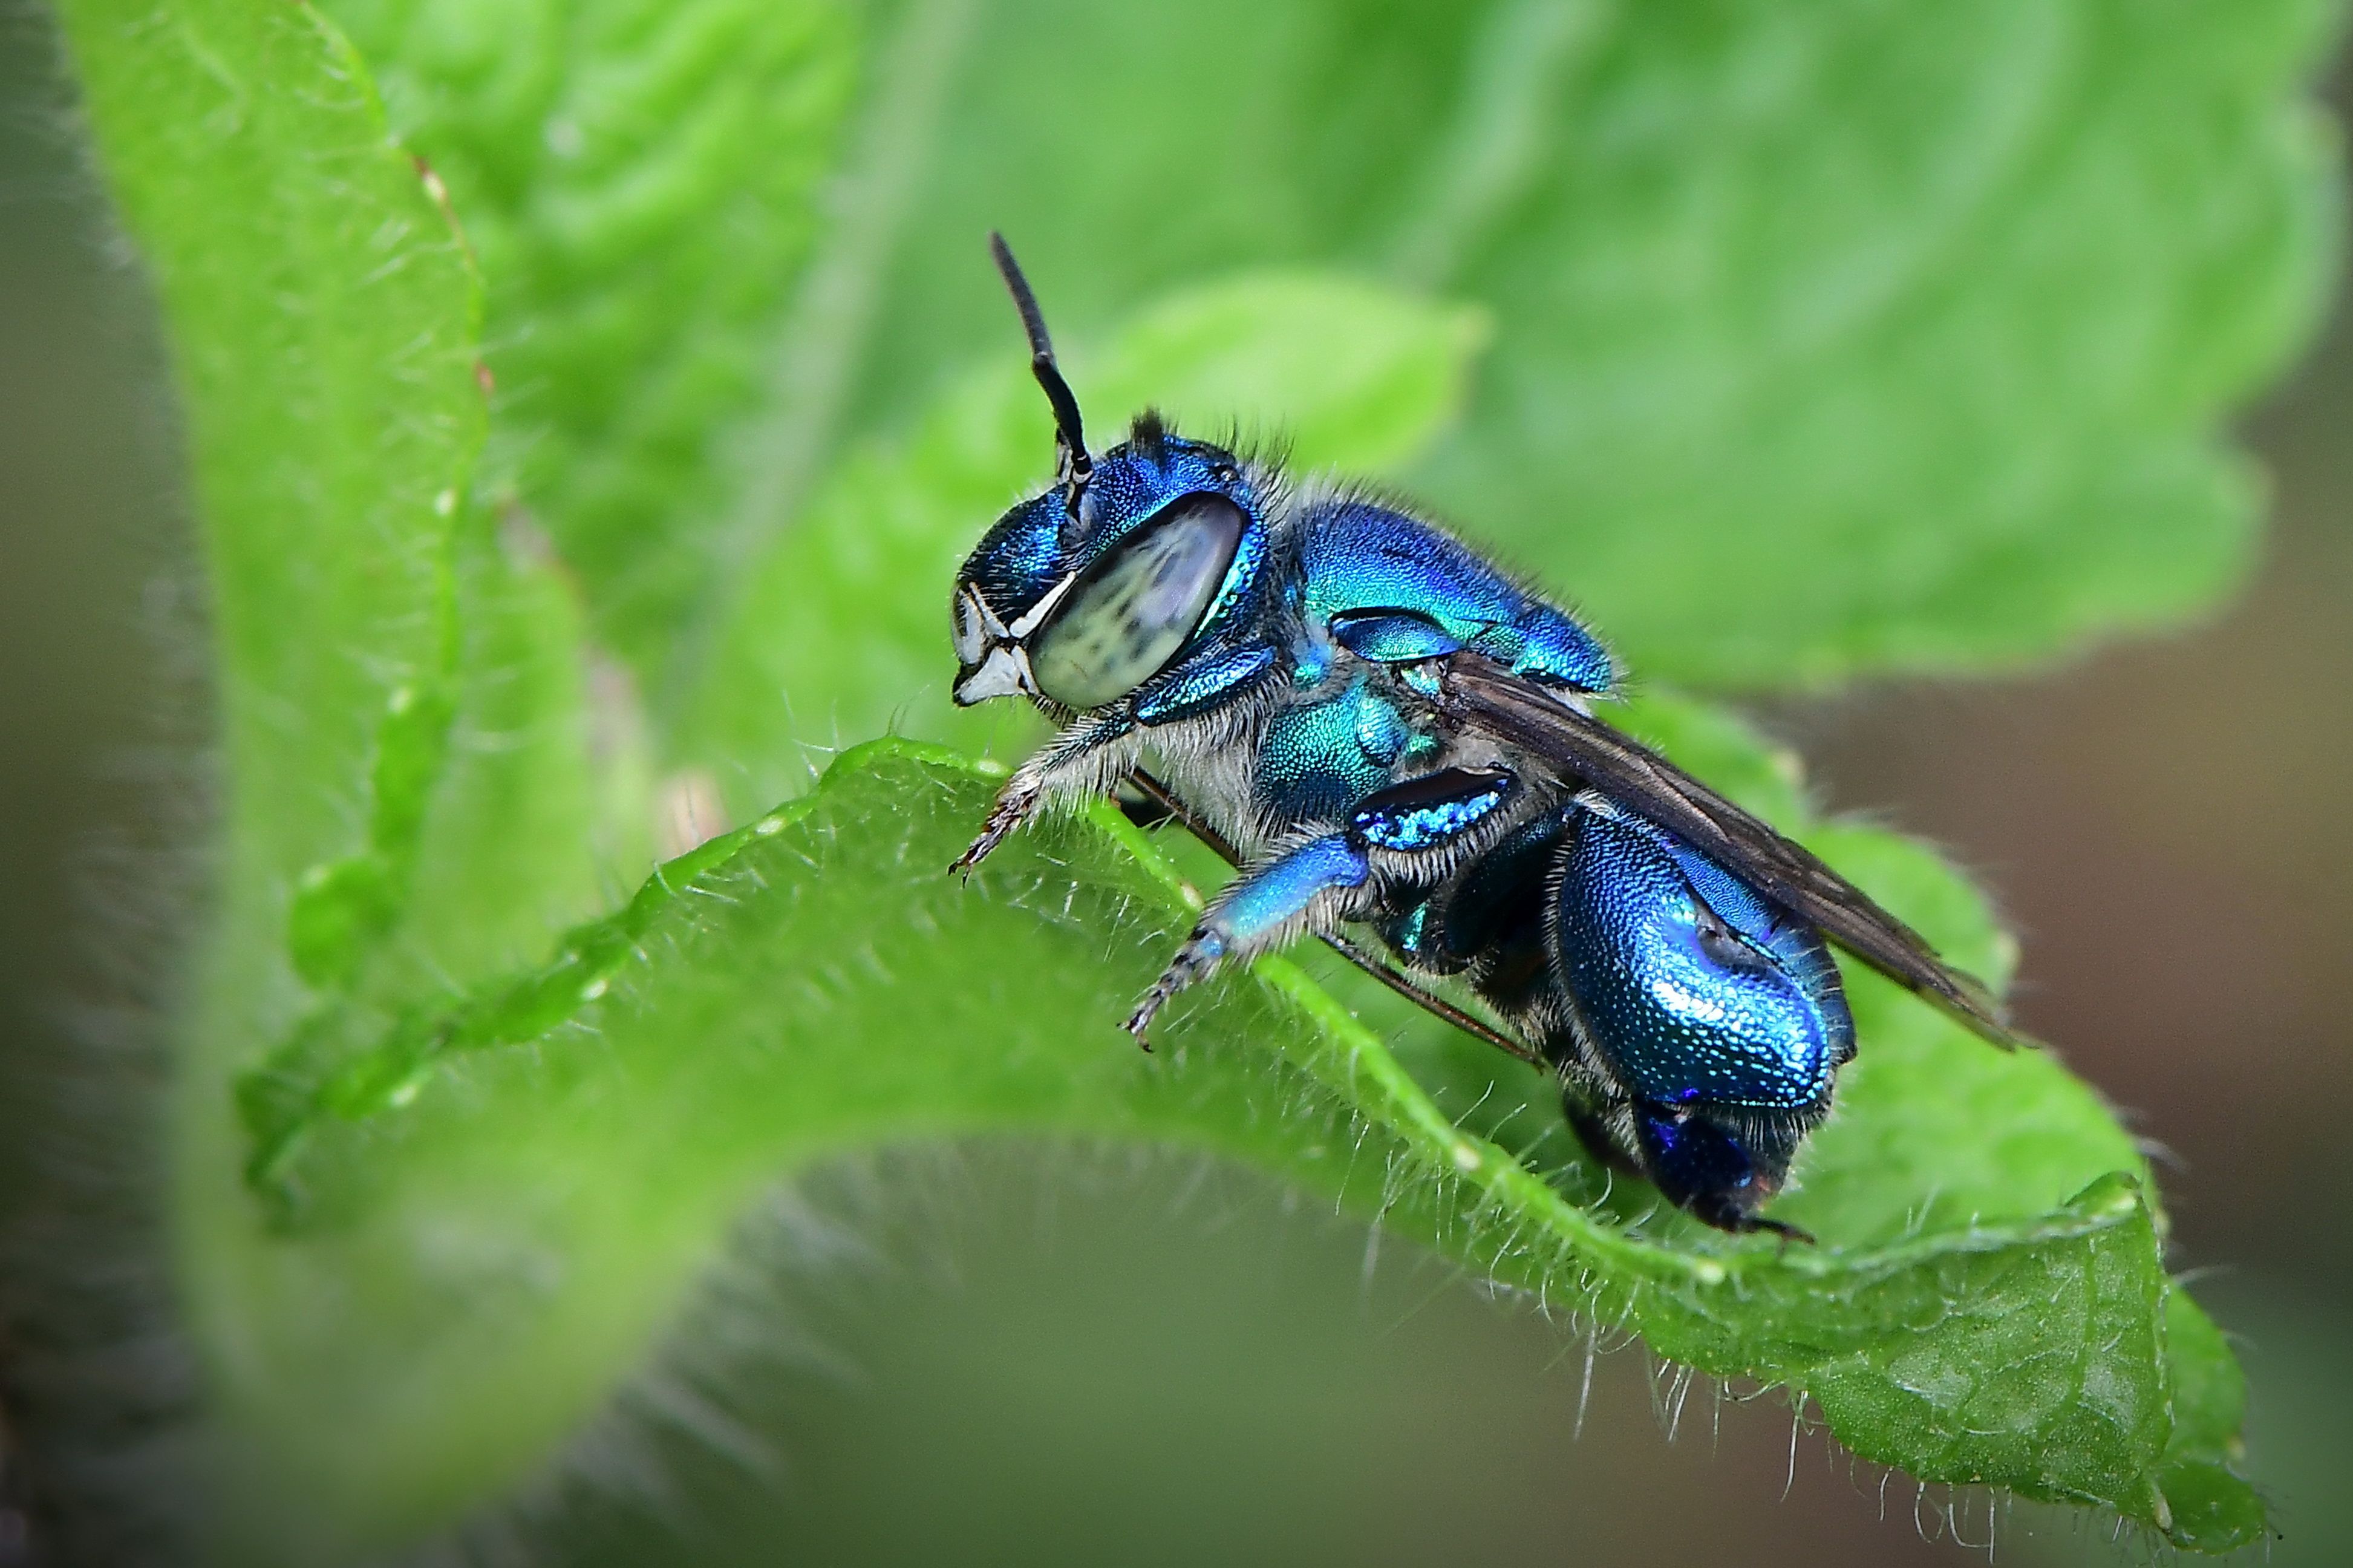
xmin=1125 ymin=767 xmax=1518 ymax=1045
xmin=1124 ymin=832 xmax=1374 ymax=1045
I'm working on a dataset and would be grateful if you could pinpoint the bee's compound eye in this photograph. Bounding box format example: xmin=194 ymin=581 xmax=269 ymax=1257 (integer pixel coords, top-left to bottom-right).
xmin=951 ymin=586 xmax=989 ymax=665
xmin=1028 ymin=492 xmax=1245 ymax=711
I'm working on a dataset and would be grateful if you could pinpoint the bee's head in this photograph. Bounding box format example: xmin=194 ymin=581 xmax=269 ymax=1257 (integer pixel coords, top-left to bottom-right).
xmin=951 ymin=237 xmax=1259 ymax=711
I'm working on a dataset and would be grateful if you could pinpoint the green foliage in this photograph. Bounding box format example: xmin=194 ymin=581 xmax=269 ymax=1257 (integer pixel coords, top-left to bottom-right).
xmin=838 ymin=0 xmax=2347 ymax=687
xmin=50 ymin=0 xmax=2340 ymax=1560
xmin=326 ymin=0 xmax=2342 ymax=707
xmin=54 ymin=0 xmax=482 ymax=967
xmin=327 ymin=0 xmax=861 ymax=675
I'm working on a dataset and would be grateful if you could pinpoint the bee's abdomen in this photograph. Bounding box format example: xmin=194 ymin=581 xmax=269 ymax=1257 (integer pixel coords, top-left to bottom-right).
xmin=1389 ymin=791 xmax=1854 ymax=1225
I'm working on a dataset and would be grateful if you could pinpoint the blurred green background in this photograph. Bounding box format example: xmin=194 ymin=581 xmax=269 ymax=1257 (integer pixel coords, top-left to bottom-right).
xmin=3 ymin=1 xmax=2349 ymax=1564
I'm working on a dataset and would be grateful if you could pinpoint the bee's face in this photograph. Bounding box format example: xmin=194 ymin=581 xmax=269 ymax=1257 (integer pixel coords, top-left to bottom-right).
xmin=951 ymin=425 xmax=1255 ymax=711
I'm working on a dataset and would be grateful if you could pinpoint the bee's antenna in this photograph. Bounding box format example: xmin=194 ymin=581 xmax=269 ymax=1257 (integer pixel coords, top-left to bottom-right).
xmin=990 ymin=232 xmax=1092 ymax=511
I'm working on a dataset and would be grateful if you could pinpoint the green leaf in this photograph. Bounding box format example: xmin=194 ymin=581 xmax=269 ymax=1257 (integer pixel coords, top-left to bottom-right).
xmin=2158 ymin=1291 xmax=2269 ymax=1552
xmin=50 ymin=7 xmax=625 ymax=1555
xmin=397 ymin=514 xmax=648 ymax=982
xmin=677 ymin=272 xmax=1489 ymax=820
xmin=1419 ymin=0 xmax=2348 ymax=685
xmin=322 ymin=0 xmax=863 ymax=674
xmin=233 ymin=738 xmax=2254 ymax=1553
xmin=57 ymin=0 xmax=633 ymax=1120
xmin=241 ymin=502 xmax=661 ymax=1208
xmin=50 ymin=0 xmax=487 ymax=1072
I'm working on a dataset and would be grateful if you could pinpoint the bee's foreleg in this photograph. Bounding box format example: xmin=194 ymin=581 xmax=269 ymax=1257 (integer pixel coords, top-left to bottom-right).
xmin=1124 ymin=832 xmax=1374 ymax=1047
xmin=950 ymin=712 xmax=1137 ymax=878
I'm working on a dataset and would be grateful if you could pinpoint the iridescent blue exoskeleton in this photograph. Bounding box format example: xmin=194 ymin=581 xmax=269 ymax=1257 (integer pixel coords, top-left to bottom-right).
xmin=950 ymin=236 xmax=2013 ymax=1237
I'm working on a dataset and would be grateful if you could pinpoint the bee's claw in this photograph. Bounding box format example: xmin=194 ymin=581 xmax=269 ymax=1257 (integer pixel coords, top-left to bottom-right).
xmin=1123 ymin=997 xmax=1162 ymax=1048
xmin=947 ymin=787 xmax=1042 ymax=882
xmin=1748 ymin=1216 xmax=1816 ymax=1249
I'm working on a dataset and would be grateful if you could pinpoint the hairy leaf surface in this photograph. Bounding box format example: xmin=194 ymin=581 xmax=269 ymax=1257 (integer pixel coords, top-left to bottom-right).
xmin=238 ymin=740 xmax=2256 ymax=1550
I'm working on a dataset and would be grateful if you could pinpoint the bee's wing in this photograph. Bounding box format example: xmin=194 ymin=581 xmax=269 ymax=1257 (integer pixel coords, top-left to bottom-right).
xmin=1436 ymin=656 xmax=2018 ymax=1047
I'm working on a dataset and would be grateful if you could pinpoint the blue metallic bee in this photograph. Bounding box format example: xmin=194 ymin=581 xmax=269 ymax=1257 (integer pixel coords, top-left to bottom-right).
xmin=950 ymin=236 xmax=2012 ymax=1238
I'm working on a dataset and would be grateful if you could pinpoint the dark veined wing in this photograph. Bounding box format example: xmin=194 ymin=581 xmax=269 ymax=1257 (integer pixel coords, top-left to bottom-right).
xmin=1434 ymin=655 xmax=2018 ymax=1048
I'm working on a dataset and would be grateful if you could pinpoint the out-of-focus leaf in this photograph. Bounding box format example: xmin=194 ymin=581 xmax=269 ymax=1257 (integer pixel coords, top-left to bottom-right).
xmin=299 ymin=1 xmax=2340 ymax=696
xmin=322 ymin=0 xmax=861 ymax=674
xmin=397 ymin=516 xmax=645 ymax=981
xmin=678 ymin=272 xmax=1488 ymax=819
xmin=842 ymin=0 xmax=2343 ymax=685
